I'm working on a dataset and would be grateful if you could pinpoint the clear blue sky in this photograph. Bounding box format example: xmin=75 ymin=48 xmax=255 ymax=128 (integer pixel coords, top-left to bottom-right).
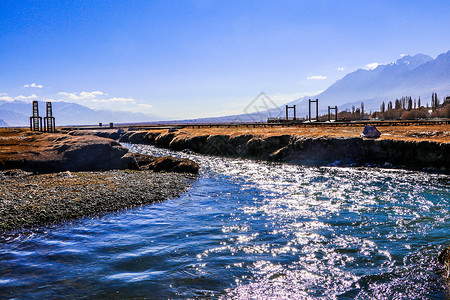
xmin=1 ymin=0 xmax=449 ymax=119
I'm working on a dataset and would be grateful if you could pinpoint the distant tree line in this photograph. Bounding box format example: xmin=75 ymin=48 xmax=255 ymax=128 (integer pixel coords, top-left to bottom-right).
xmin=310 ymin=101 xmax=369 ymax=121
xmin=371 ymin=93 xmax=450 ymax=120
xmin=302 ymin=93 xmax=449 ymax=122
xmin=336 ymin=102 xmax=369 ymax=121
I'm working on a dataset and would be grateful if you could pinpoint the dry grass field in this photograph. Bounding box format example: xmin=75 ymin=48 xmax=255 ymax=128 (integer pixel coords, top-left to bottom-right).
xmin=0 ymin=128 xmax=44 ymax=161
xmin=163 ymin=124 xmax=450 ymax=144
xmin=0 ymin=129 xmax=115 ymax=164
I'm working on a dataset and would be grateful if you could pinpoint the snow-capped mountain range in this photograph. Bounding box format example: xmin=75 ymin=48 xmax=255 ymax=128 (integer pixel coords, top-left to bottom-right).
xmin=160 ymin=50 xmax=450 ymax=123
xmin=286 ymin=50 xmax=450 ymax=117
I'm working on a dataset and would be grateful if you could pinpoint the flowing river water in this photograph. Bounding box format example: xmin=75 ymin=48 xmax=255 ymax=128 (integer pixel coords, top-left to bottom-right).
xmin=0 ymin=143 xmax=449 ymax=299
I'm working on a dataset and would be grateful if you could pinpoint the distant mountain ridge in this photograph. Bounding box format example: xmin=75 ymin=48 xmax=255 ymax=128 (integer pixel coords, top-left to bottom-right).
xmin=320 ymin=54 xmax=433 ymax=100
xmin=286 ymin=51 xmax=450 ymax=116
xmin=0 ymin=100 xmax=159 ymax=126
xmin=155 ymin=50 xmax=450 ymax=124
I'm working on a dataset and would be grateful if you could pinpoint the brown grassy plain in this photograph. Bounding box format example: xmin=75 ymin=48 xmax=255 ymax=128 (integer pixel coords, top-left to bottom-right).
xmin=161 ymin=124 xmax=450 ymax=144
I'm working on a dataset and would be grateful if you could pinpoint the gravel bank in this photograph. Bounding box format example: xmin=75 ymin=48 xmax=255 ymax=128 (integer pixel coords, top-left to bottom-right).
xmin=0 ymin=169 xmax=194 ymax=232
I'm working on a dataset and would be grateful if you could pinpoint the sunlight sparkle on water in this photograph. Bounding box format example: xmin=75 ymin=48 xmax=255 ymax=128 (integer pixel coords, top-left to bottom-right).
xmin=0 ymin=144 xmax=448 ymax=299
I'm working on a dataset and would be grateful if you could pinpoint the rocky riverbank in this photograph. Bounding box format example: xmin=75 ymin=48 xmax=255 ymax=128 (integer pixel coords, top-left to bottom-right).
xmin=75 ymin=127 xmax=449 ymax=173
xmin=0 ymin=169 xmax=194 ymax=232
xmin=0 ymin=129 xmax=200 ymax=232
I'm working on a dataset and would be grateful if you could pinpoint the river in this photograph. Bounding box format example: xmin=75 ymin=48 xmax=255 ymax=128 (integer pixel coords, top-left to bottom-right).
xmin=0 ymin=143 xmax=449 ymax=299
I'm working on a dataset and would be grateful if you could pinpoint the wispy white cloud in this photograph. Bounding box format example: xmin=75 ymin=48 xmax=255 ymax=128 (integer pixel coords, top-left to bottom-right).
xmin=0 ymin=95 xmax=14 ymax=101
xmin=366 ymin=62 xmax=379 ymax=70
xmin=91 ymin=97 xmax=136 ymax=104
xmin=138 ymin=103 xmax=152 ymax=108
xmin=400 ymin=54 xmax=407 ymax=57
xmin=24 ymin=83 xmax=43 ymax=88
xmin=128 ymin=103 xmax=154 ymax=114
xmin=58 ymin=91 xmax=106 ymax=100
xmin=58 ymin=92 xmax=76 ymax=98
xmin=271 ymin=91 xmax=325 ymax=105
xmin=57 ymin=90 xmax=153 ymax=114
xmin=307 ymin=75 xmax=327 ymax=80
xmin=0 ymin=93 xmax=37 ymax=101
xmin=337 ymin=67 xmax=344 ymax=71
xmin=137 ymin=103 xmax=153 ymax=110
xmin=15 ymin=94 xmax=38 ymax=100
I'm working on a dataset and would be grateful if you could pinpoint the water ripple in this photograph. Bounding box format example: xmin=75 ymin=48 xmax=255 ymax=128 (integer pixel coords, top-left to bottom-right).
xmin=0 ymin=144 xmax=448 ymax=299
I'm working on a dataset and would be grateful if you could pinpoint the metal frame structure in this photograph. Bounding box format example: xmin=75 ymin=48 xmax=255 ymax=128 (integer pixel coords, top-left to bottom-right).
xmin=285 ymin=105 xmax=296 ymax=121
xmin=308 ymin=99 xmax=319 ymax=122
xmin=43 ymin=102 xmax=55 ymax=132
xmin=29 ymin=101 xmax=42 ymax=131
xmin=327 ymin=106 xmax=338 ymax=122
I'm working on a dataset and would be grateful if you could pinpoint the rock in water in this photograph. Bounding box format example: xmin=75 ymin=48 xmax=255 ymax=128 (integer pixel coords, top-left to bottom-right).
xmin=361 ymin=125 xmax=381 ymax=139
xmin=133 ymin=153 xmax=199 ymax=174
xmin=439 ymin=245 xmax=450 ymax=285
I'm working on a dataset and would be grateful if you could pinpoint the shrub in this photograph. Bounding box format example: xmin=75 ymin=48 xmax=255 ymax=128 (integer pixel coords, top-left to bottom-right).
xmin=431 ymin=103 xmax=450 ymax=118
xmin=401 ymin=108 xmax=429 ymax=120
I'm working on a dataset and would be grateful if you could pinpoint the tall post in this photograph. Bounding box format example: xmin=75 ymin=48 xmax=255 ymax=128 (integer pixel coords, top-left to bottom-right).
xmin=33 ymin=101 xmax=39 ymax=130
xmin=328 ymin=106 xmax=338 ymax=122
xmin=44 ymin=102 xmax=55 ymax=132
xmin=309 ymin=99 xmax=319 ymax=122
xmin=316 ymin=99 xmax=319 ymax=122
xmin=29 ymin=101 xmax=42 ymax=131
xmin=285 ymin=105 xmax=297 ymax=121
xmin=308 ymin=99 xmax=311 ymax=122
